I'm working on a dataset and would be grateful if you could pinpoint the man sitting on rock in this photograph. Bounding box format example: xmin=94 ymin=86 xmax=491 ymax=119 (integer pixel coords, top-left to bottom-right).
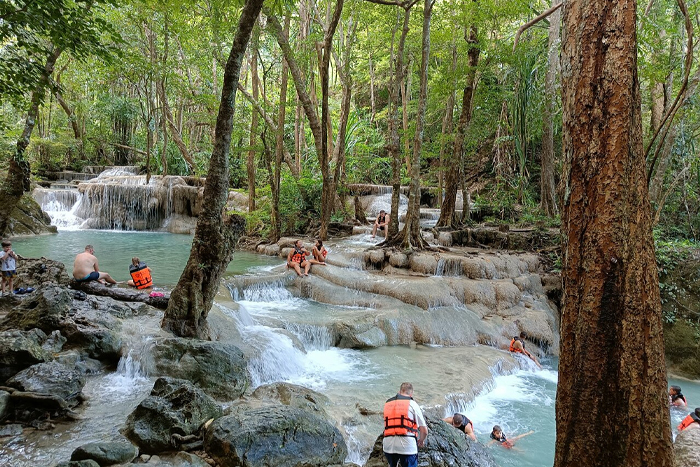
xmin=73 ymin=245 xmax=117 ymax=285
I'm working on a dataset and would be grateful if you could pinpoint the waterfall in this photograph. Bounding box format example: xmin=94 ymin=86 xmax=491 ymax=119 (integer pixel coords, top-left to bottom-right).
xmin=32 ymin=187 xmax=84 ymax=229
xmin=285 ymin=323 xmax=333 ymax=351
xmin=435 ymin=258 xmax=463 ymax=277
xmin=115 ymin=349 xmax=147 ymax=379
xmin=241 ymin=281 xmax=294 ymax=302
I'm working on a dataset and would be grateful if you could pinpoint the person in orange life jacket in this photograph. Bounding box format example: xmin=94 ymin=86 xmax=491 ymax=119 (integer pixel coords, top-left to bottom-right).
xmin=127 ymin=257 xmax=153 ymax=289
xmin=309 ymin=239 xmax=328 ymax=266
xmin=372 ymin=210 xmax=390 ymax=238
xmin=286 ymin=240 xmax=311 ymax=277
xmin=669 ymin=385 xmax=687 ymax=408
xmin=383 ymin=382 xmax=428 ymax=467
xmin=509 ymin=331 xmax=541 ymax=368
xmin=443 ymin=413 xmax=476 ymax=441
xmin=678 ymin=407 xmax=700 ymax=431
xmin=488 ymin=425 xmax=534 ymax=449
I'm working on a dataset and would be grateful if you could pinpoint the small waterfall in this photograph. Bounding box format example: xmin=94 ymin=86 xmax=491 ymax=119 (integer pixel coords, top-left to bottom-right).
xmin=239 ymin=281 xmax=294 ymax=302
xmin=116 ymin=349 xmax=147 ymax=379
xmin=435 ymin=258 xmax=463 ymax=277
xmin=96 ymin=166 xmax=140 ymax=178
xmin=32 ymin=187 xmax=84 ymax=229
xmin=285 ymin=323 xmax=333 ymax=350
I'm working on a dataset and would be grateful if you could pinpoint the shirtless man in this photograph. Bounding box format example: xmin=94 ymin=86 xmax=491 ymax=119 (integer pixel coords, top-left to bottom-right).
xmin=73 ymin=245 xmax=117 ymax=284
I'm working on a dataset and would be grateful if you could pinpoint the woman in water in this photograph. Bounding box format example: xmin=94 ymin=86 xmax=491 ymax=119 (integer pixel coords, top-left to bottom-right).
xmin=488 ymin=425 xmax=534 ymax=449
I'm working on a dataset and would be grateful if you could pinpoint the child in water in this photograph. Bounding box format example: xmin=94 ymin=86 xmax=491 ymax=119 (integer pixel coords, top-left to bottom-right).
xmin=489 ymin=425 xmax=534 ymax=449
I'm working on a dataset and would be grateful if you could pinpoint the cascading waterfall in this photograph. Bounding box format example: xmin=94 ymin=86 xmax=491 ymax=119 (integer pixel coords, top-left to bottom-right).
xmin=32 ymin=188 xmax=84 ymax=229
xmin=435 ymin=258 xmax=463 ymax=277
xmin=284 ymin=323 xmax=333 ymax=351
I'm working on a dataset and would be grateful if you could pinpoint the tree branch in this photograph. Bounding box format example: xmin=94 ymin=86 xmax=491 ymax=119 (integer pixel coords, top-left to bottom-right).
xmin=513 ymin=2 xmax=563 ymax=51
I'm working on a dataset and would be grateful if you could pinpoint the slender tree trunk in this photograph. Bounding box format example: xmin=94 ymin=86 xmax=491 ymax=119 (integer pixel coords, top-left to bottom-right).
xmin=55 ymin=90 xmax=82 ymax=139
xmin=271 ymin=15 xmax=291 ymax=242
xmin=554 ymin=0 xmax=673 ymax=465
xmin=540 ymin=0 xmax=560 ymax=216
xmin=368 ymin=45 xmax=377 ymax=124
xmin=436 ymin=24 xmax=479 ymax=228
xmin=0 ymin=47 xmax=62 ymax=237
xmin=437 ymin=44 xmax=457 ymax=209
xmin=161 ymin=0 xmax=264 ymax=339
xmin=402 ymin=58 xmax=412 ymax=174
xmin=247 ymin=26 xmax=260 ymax=211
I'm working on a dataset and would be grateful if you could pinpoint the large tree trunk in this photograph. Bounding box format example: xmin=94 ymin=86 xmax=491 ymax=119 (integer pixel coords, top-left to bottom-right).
xmin=554 ymin=0 xmax=673 ymax=465
xmin=247 ymin=25 xmax=260 ymax=211
xmin=436 ymin=25 xmax=479 ymax=228
xmin=0 ymin=48 xmax=62 ymax=237
xmin=161 ymin=0 xmax=264 ymax=339
xmin=271 ymin=15 xmax=291 ymax=242
xmin=540 ymin=0 xmax=560 ymax=216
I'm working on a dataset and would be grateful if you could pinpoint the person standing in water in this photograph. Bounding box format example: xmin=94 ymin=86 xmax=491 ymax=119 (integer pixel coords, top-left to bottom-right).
xmin=669 ymin=385 xmax=687 ymax=407
xmin=383 ymin=382 xmax=428 ymax=467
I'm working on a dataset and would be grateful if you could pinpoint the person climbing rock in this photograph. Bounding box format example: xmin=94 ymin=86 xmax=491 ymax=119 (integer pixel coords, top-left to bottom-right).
xmin=443 ymin=413 xmax=476 ymax=441
xmin=383 ymin=382 xmax=428 ymax=467
xmin=509 ymin=331 xmax=541 ymax=368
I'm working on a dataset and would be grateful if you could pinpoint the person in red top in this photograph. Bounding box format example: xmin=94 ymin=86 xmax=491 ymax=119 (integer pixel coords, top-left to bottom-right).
xmin=286 ymin=240 xmax=311 ymax=277
xmin=678 ymin=408 xmax=700 ymax=432
xmin=309 ymin=239 xmax=328 ymax=266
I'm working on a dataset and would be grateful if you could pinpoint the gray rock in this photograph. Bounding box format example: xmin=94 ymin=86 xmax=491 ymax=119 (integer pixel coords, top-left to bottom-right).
xmin=388 ymin=252 xmax=410 ymax=268
xmin=55 ymin=460 xmax=101 ymax=467
xmin=675 ymin=426 xmax=700 ymax=466
xmin=0 ymin=285 xmax=72 ymax=332
xmin=71 ymin=441 xmax=139 ymax=466
xmin=149 ymin=338 xmax=249 ymax=400
xmin=0 ymin=329 xmax=52 ymax=382
xmin=0 ymin=390 xmax=9 ymax=419
xmin=365 ymin=416 xmax=497 ymax=467
xmin=250 ymin=382 xmax=331 ymax=416
xmin=5 ymin=193 xmax=57 ymax=237
xmin=7 ymin=361 xmax=85 ymax=403
xmin=124 ymin=377 xmax=222 ymax=454
xmin=11 ymin=256 xmax=71 ymax=290
xmin=0 ymin=423 xmax=22 ymax=437
xmin=205 ymin=405 xmax=347 ymax=467
xmin=60 ymin=305 xmax=123 ymax=362
xmin=42 ymin=330 xmax=67 ymax=353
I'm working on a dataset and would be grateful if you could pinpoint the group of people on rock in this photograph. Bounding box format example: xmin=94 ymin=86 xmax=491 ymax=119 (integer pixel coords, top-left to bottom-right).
xmin=671 ymin=385 xmax=700 ymax=433
xmin=285 ymin=239 xmax=328 ymax=277
xmin=72 ymin=244 xmax=153 ymax=290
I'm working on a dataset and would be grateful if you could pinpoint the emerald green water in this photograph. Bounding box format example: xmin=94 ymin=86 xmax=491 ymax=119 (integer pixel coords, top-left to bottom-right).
xmin=12 ymin=231 xmax=280 ymax=286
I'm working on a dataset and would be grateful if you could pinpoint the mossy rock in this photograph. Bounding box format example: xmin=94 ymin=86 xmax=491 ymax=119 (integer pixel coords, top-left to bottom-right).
xmin=6 ymin=194 xmax=56 ymax=236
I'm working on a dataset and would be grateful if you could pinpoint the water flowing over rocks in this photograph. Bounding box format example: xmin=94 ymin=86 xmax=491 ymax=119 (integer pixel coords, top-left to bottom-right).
xmin=70 ymin=441 xmax=139 ymax=465
xmin=146 ymin=338 xmax=250 ymax=400
xmin=124 ymin=377 xmax=222 ymax=454
xmin=674 ymin=426 xmax=700 ymax=466
xmin=365 ymin=416 xmax=497 ymax=467
xmin=56 ymin=460 xmax=101 ymax=467
xmin=204 ymin=405 xmax=348 ymax=467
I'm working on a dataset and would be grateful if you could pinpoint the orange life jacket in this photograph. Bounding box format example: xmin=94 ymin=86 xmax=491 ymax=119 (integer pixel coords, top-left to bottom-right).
xmin=383 ymin=394 xmax=418 ymax=438
xmin=291 ymin=247 xmax=305 ymax=263
xmin=509 ymin=337 xmax=525 ymax=354
xmin=129 ymin=265 xmax=152 ymax=289
xmin=678 ymin=413 xmax=700 ymax=431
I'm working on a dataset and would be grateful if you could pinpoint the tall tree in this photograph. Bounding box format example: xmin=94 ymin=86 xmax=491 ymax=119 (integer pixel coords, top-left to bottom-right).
xmin=554 ymin=0 xmax=673 ymax=465
xmin=161 ymin=0 xmax=264 ymax=339
xmin=540 ymin=0 xmax=560 ymax=216
xmin=246 ymin=24 xmax=261 ymax=211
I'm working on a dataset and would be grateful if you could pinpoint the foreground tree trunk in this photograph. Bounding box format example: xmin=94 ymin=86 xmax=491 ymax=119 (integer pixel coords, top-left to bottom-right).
xmin=554 ymin=0 xmax=673 ymax=465
xmin=161 ymin=0 xmax=264 ymax=339
xmin=0 ymin=48 xmax=62 ymax=237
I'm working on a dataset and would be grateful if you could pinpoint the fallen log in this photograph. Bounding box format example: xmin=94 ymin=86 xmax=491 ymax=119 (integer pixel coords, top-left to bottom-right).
xmin=70 ymin=281 xmax=170 ymax=309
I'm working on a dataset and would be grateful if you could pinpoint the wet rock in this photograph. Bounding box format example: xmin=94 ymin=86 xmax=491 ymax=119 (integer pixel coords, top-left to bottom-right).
xmin=205 ymin=405 xmax=347 ymax=467
xmin=7 ymin=361 xmax=85 ymax=404
xmin=0 ymin=285 xmax=72 ymax=332
xmin=0 ymin=329 xmax=53 ymax=383
xmin=61 ymin=305 xmax=123 ymax=363
xmin=250 ymin=382 xmax=331 ymax=417
xmin=124 ymin=377 xmax=222 ymax=454
xmin=71 ymin=440 xmax=139 ymax=466
xmin=42 ymin=330 xmax=67 ymax=353
xmin=0 ymin=423 xmax=23 ymax=437
xmin=5 ymin=193 xmax=57 ymax=237
xmin=148 ymin=338 xmax=249 ymax=400
xmin=388 ymin=251 xmax=410 ymax=268
xmin=55 ymin=460 xmax=101 ymax=467
xmin=366 ymin=249 xmax=386 ymax=267
xmin=409 ymin=253 xmax=439 ymax=275
xmin=674 ymin=426 xmax=700 ymax=466
xmin=365 ymin=416 xmax=497 ymax=467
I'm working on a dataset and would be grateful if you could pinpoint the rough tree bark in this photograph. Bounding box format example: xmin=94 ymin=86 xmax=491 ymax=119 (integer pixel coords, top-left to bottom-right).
xmin=554 ymin=0 xmax=674 ymax=465
xmin=540 ymin=0 xmax=560 ymax=216
xmin=0 ymin=47 xmax=62 ymax=237
xmin=436 ymin=24 xmax=479 ymax=228
xmin=161 ymin=0 xmax=264 ymax=339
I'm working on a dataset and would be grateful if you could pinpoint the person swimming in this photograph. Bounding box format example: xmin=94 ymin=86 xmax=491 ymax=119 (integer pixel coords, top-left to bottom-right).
xmin=488 ymin=425 xmax=534 ymax=449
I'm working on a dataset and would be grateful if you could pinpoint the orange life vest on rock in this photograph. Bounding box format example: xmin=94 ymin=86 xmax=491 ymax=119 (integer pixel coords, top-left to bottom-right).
xmin=383 ymin=394 xmax=418 ymax=438
xmin=129 ymin=265 xmax=152 ymax=289
xmin=509 ymin=337 xmax=524 ymax=354
xmin=678 ymin=413 xmax=700 ymax=431
xmin=291 ymin=247 xmax=305 ymax=263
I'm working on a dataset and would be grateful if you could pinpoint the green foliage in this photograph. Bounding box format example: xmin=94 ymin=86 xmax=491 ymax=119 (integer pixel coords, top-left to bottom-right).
xmin=654 ymin=234 xmax=699 ymax=274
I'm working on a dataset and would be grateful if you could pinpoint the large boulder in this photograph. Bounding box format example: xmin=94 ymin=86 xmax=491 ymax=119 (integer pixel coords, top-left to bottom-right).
xmin=148 ymin=338 xmax=249 ymax=400
xmin=123 ymin=377 xmax=222 ymax=454
xmin=5 ymin=193 xmax=57 ymax=236
xmin=13 ymin=257 xmax=71 ymax=289
xmin=60 ymin=304 xmax=123 ymax=362
xmin=675 ymin=426 xmax=700 ymax=466
xmin=7 ymin=361 xmax=85 ymax=404
xmin=365 ymin=416 xmax=497 ymax=467
xmin=0 ymin=329 xmax=53 ymax=383
xmin=70 ymin=441 xmax=139 ymax=466
xmin=0 ymin=285 xmax=72 ymax=332
xmin=205 ymin=405 xmax=347 ymax=467
xmin=250 ymin=382 xmax=331 ymax=418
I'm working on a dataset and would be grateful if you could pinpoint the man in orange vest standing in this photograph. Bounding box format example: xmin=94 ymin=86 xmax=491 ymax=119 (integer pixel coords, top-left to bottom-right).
xmin=383 ymin=382 xmax=428 ymax=467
